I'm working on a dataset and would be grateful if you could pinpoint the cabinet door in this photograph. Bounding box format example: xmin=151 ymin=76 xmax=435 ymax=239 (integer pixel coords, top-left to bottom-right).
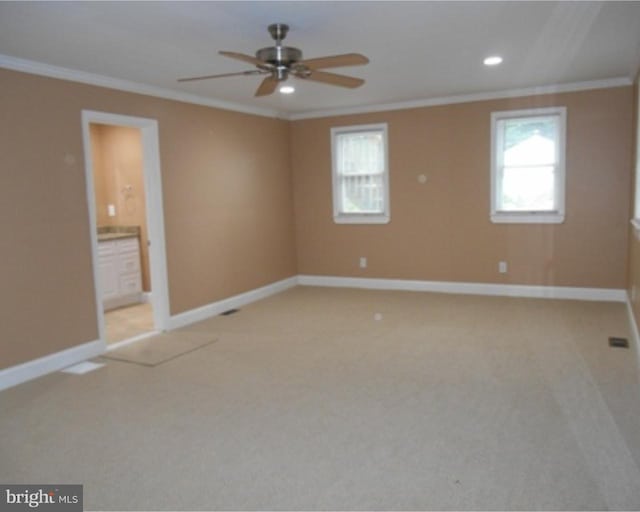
xmin=118 ymin=252 xmax=141 ymax=275
xmin=98 ymin=256 xmax=119 ymax=301
xmin=119 ymin=272 xmax=142 ymax=296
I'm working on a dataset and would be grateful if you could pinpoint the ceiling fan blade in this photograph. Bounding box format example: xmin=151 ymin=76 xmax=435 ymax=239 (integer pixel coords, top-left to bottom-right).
xmin=297 ymin=53 xmax=369 ymax=70
xmin=178 ymin=70 xmax=265 ymax=83
xmin=255 ymin=76 xmax=279 ymax=97
xmin=219 ymin=50 xmax=266 ymax=67
xmin=299 ymin=70 xmax=364 ymax=88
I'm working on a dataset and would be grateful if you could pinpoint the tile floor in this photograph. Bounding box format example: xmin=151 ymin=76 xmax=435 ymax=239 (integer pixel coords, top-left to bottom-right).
xmin=104 ymin=302 xmax=154 ymax=344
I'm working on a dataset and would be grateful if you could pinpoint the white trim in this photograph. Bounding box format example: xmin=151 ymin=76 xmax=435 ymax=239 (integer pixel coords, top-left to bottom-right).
xmin=103 ymin=293 xmax=144 ymax=311
xmin=625 ymin=293 xmax=640 ymax=350
xmin=490 ymin=212 xmax=565 ymax=224
xmin=0 ymin=54 xmax=630 ymax=122
xmin=633 ymin=75 xmax=640 ymax=221
xmin=81 ymin=110 xmax=171 ymax=342
xmin=631 ymin=219 xmax=640 ymax=241
xmin=141 ymin=292 xmax=153 ymax=304
xmin=0 ymin=340 xmax=104 ymax=392
xmin=625 ymin=292 xmax=640 ymax=388
xmin=1 ymin=276 xmax=630 ymax=391
xmin=290 ymin=77 xmax=631 ymax=120
xmin=625 ymin=294 xmax=640 ymax=390
xmin=298 ymin=275 xmax=627 ymax=302
xmin=106 ymin=330 xmax=160 ymax=351
xmin=0 ymin=277 xmax=296 ymax=390
xmin=167 ymin=277 xmax=298 ymax=330
xmin=0 ymin=54 xmax=282 ymax=120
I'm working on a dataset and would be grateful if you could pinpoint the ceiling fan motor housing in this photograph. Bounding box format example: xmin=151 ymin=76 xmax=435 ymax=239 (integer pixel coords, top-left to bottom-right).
xmin=256 ymin=46 xmax=303 ymax=66
xmin=256 ymin=46 xmax=303 ymax=81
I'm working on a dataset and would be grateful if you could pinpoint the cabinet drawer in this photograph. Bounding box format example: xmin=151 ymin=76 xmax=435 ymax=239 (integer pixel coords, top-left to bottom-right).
xmin=117 ymin=238 xmax=139 ymax=254
xmin=118 ymin=253 xmax=141 ymax=274
xmin=119 ymin=273 xmax=142 ymax=295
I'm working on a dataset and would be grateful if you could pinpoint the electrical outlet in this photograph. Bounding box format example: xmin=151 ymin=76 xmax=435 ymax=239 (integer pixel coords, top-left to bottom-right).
xmin=499 ymin=261 xmax=508 ymax=274
xmin=360 ymin=257 xmax=367 ymax=269
xmin=107 ymin=204 xmax=116 ymax=217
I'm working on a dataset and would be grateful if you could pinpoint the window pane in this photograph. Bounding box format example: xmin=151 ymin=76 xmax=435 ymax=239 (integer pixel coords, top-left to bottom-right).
xmin=503 ymin=117 xmax=557 ymax=166
xmin=500 ymin=166 xmax=555 ymax=211
xmin=336 ymin=132 xmax=384 ymax=176
xmin=340 ymin=174 xmax=384 ymax=213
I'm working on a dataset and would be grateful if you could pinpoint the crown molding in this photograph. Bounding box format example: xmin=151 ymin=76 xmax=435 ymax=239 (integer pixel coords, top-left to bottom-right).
xmin=0 ymin=54 xmax=632 ymax=122
xmin=0 ymin=54 xmax=284 ymax=120
xmin=288 ymin=77 xmax=633 ymax=120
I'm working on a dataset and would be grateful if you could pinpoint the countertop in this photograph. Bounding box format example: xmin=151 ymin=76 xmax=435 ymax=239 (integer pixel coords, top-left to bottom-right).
xmin=97 ymin=225 xmax=141 ymax=242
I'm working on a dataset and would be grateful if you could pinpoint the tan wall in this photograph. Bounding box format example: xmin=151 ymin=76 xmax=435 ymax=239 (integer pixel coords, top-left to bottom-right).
xmin=628 ymin=75 xmax=640 ymax=326
xmin=291 ymin=87 xmax=633 ymax=289
xmin=90 ymin=124 xmax=151 ymax=291
xmin=90 ymin=125 xmax=110 ymax=227
xmin=0 ymin=64 xmax=633 ymax=374
xmin=0 ymin=68 xmax=296 ymax=370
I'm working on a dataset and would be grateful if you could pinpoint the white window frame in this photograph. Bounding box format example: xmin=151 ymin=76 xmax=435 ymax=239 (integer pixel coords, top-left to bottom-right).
xmin=490 ymin=106 xmax=567 ymax=224
xmin=331 ymin=123 xmax=390 ymax=224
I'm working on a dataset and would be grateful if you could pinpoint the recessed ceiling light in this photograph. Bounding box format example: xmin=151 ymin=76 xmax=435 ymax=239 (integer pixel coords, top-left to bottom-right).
xmin=483 ymin=55 xmax=503 ymax=66
xmin=279 ymin=85 xmax=295 ymax=94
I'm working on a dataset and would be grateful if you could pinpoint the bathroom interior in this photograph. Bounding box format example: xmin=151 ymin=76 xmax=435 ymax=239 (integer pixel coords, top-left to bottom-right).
xmin=90 ymin=123 xmax=154 ymax=344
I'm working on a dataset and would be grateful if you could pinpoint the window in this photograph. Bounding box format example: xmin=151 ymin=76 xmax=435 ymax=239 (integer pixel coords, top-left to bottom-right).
xmin=331 ymin=123 xmax=389 ymax=224
xmin=491 ymin=107 xmax=566 ymax=223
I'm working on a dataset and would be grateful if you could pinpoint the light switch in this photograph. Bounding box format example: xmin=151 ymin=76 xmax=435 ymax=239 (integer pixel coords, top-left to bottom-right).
xmin=108 ymin=204 xmax=116 ymax=217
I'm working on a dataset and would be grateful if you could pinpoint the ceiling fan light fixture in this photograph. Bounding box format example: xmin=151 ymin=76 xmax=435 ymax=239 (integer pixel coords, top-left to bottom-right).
xmin=483 ymin=55 xmax=503 ymax=66
xmin=279 ymin=85 xmax=295 ymax=94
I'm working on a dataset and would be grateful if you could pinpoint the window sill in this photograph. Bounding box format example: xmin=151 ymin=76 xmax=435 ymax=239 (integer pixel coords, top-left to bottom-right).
xmin=334 ymin=214 xmax=390 ymax=225
xmin=491 ymin=212 xmax=565 ymax=224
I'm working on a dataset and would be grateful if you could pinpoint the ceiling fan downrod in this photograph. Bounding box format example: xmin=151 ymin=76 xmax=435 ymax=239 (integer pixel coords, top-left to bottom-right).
xmin=257 ymin=23 xmax=302 ymax=81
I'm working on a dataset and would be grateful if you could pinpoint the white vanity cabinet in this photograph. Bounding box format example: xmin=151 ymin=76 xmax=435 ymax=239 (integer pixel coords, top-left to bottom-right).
xmin=98 ymin=236 xmax=142 ymax=310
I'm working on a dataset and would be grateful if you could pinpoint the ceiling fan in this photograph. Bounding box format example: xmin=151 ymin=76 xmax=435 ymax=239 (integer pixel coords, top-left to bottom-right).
xmin=178 ymin=23 xmax=369 ymax=97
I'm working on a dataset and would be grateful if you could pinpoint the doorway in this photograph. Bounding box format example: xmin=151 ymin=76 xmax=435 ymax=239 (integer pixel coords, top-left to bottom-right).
xmin=81 ymin=111 xmax=170 ymax=350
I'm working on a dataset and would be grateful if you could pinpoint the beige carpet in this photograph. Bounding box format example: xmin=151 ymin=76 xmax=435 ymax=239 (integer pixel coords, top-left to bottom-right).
xmin=2 ymin=286 xmax=640 ymax=510
xmin=101 ymin=331 xmax=216 ymax=366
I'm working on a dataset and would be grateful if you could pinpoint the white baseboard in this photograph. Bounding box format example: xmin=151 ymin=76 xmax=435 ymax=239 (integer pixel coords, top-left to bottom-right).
xmin=104 ymin=292 xmax=143 ymax=311
xmin=167 ymin=276 xmax=298 ymax=330
xmin=141 ymin=292 xmax=152 ymax=304
xmin=0 ymin=277 xmax=297 ymax=392
xmin=298 ymin=275 xmax=627 ymax=302
xmin=106 ymin=330 xmax=159 ymax=351
xmin=1 ymin=275 xmax=626 ymax=392
xmin=0 ymin=339 xmax=105 ymax=392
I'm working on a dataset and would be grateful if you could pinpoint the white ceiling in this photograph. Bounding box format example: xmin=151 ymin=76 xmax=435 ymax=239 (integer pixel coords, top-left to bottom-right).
xmin=1 ymin=1 xmax=639 ymax=119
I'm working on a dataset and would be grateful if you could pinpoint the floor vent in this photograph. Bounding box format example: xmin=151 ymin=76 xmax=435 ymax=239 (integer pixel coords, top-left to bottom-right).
xmin=608 ymin=337 xmax=629 ymax=348
xmin=221 ymin=308 xmax=240 ymax=316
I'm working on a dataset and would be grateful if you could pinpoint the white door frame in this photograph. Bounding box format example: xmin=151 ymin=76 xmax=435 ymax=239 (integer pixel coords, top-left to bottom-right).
xmin=81 ymin=110 xmax=170 ymax=346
